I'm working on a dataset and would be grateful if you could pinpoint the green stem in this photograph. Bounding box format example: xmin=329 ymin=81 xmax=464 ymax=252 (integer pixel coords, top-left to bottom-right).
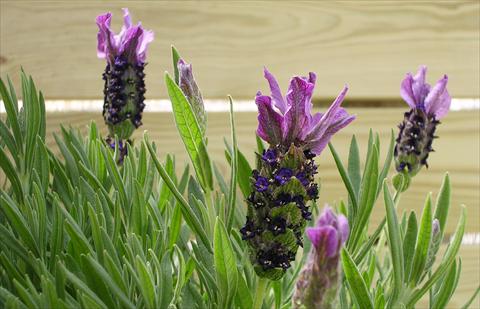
xmin=253 ymin=277 xmax=268 ymax=309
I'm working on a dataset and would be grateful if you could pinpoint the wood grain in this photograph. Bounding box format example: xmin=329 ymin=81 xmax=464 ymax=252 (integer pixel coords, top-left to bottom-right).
xmin=1 ymin=1 xmax=479 ymax=100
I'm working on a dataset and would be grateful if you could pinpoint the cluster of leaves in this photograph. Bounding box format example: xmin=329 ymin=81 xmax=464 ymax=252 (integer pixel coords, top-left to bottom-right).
xmin=328 ymin=133 xmax=469 ymax=308
xmin=0 ymin=62 xmax=312 ymax=308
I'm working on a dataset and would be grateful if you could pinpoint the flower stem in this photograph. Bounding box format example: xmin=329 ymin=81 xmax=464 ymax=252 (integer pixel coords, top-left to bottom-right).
xmin=253 ymin=277 xmax=268 ymax=309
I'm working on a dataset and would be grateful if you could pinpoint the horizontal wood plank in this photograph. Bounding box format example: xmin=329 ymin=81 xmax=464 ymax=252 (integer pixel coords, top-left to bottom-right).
xmin=1 ymin=1 xmax=479 ymax=100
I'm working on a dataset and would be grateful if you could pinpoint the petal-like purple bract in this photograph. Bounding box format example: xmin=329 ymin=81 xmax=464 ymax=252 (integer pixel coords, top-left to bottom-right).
xmin=96 ymin=8 xmax=153 ymax=64
xmin=306 ymin=226 xmax=338 ymax=258
xmin=256 ymin=69 xmax=354 ymax=154
xmin=264 ymin=67 xmax=288 ymax=115
xmin=400 ymin=66 xmax=451 ymax=119
xmin=425 ymin=75 xmax=451 ymax=119
xmin=284 ymin=75 xmax=315 ymax=143
xmin=306 ymin=205 xmax=349 ymax=258
xmin=256 ymin=93 xmax=284 ymax=144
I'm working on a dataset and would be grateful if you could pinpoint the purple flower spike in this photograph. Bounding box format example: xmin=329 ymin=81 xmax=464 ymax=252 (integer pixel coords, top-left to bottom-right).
xmin=306 ymin=206 xmax=349 ymax=258
xmin=255 ymin=68 xmax=355 ymax=155
xmin=293 ymin=206 xmax=349 ymax=308
xmin=262 ymin=149 xmax=278 ymax=165
xmin=96 ymin=8 xmax=153 ymax=64
xmin=97 ymin=9 xmax=154 ymax=140
xmin=400 ymin=66 xmax=451 ymax=120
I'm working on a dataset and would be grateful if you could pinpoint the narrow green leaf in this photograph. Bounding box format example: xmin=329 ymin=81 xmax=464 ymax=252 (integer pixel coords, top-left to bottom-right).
xmin=0 ymin=147 xmax=23 ymax=201
xmin=214 ymin=217 xmax=238 ymax=309
xmin=341 ymin=248 xmax=374 ymax=309
xmin=432 ymin=259 xmax=458 ymax=308
xmin=434 ymin=173 xmax=451 ymax=233
xmin=461 ymin=285 xmax=480 ymax=309
xmin=61 ymin=265 xmax=109 ymax=309
xmin=376 ymin=129 xmax=394 ymax=197
xmin=409 ymin=193 xmax=432 ymax=285
xmin=348 ymin=135 xmax=361 ymax=194
xmin=135 ymin=256 xmax=156 ymax=308
xmin=0 ymin=78 xmax=22 ymax=150
xmin=172 ymin=45 xmax=181 ymax=84
xmin=235 ymin=273 xmax=253 ymax=309
xmin=403 ymin=212 xmax=418 ymax=280
xmin=329 ymin=142 xmax=358 ymax=216
xmin=256 ymin=134 xmax=266 ymax=154
xmin=383 ymin=181 xmax=404 ymax=300
xmin=226 ymin=147 xmax=252 ymax=199
xmin=226 ymin=96 xmax=238 ymax=231
xmin=165 ymin=72 xmax=213 ymax=191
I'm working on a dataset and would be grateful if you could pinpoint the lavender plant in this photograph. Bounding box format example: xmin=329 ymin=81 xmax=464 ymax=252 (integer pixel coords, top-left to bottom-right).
xmin=0 ymin=8 xmax=477 ymax=309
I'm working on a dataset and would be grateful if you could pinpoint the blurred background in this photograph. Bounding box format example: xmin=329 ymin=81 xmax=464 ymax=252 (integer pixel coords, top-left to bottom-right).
xmin=1 ymin=1 xmax=479 ymax=307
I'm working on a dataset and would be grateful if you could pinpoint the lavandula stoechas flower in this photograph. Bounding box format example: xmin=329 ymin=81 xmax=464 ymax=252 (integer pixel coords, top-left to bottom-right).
xmin=240 ymin=68 xmax=355 ymax=280
xmin=395 ymin=66 xmax=451 ymax=176
xmin=96 ymin=8 xmax=154 ymax=142
xmin=293 ymin=206 xmax=349 ymax=308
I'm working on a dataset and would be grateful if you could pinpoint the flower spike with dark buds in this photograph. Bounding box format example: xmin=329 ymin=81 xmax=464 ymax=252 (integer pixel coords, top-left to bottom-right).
xmin=96 ymin=8 xmax=154 ymax=141
xmin=241 ymin=68 xmax=355 ymax=280
xmin=395 ymin=66 xmax=451 ymax=176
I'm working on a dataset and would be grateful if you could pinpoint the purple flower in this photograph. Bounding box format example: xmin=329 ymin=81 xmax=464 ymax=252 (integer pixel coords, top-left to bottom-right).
xmin=256 ymin=68 xmax=355 ymax=154
xmin=254 ymin=176 xmax=269 ymax=192
xmin=296 ymin=172 xmax=309 ymax=186
xmin=275 ymin=168 xmax=293 ymax=185
xmin=262 ymin=149 xmax=277 ymax=165
xmin=400 ymin=66 xmax=451 ymax=120
xmin=306 ymin=206 xmax=349 ymax=258
xmin=293 ymin=206 xmax=349 ymax=308
xmin=96 ymin=9 xmax=153 ymax=140
xmin=96 ymin=8 xmax=154 ymax=64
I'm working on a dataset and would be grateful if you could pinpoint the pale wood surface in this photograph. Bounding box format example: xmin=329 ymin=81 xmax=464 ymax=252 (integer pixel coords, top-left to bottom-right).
xmin=1 ymin=1 xmax=479 ymax=100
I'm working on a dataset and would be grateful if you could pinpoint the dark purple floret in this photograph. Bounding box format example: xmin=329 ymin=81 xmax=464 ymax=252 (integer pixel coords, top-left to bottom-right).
xmin=247 ymin=193 xmax=266 ymax=209
xmin=275 ymin=168 xmax=293 ymax=185
xmin=274 ymin=193 xmax=292 ymax=207
xmin=307 ymin=183 xmax=319 ymax=199
xmin=268 ymin=216 xmax=287 ymax=235
xmin=262 ymin=149 xmax=278 ymax=165
xmin=304 ymin=149 xmax=316 ymax=160
xmin=240 ymin=217 xmax=256 ymax=240
xmin=296 ymin=172 xmax=309 ymax=186
xmin=255 ymin=176 xmax=269 ymax=192
xmin=302 ymin=208 xmax=312 ymax=220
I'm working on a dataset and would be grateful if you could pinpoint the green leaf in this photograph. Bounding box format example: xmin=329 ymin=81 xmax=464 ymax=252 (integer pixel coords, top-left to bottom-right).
xmin=256 ymin=134 xmax=265 ymax=154
xmin=383 ymin=181 xmax=404 ymax=301
xmin=165 ymin=72 xmax=213 ymax=191
xmin=172 ymin=45 xmax=181 ymax=84
xmin=61 ymin=265 xmax=109 ymax=309
xmin=214 ymin=217 xmax=238 ymax=309
xmin=434 ymin=173 xmax=451 ymax=233
xmin=409 ymin=193 xmax=432 ymax=285
xmin=0 ymin=78 xmax=22 ymax=152
xmin=226 ymin=147 xmax=252 ymax=199
xmin=341 ymin=248 xmax=374 ymax=309
xmin=403 ymin=212 xmax=418 ymax=280
xmin=235 ymin=273 xmax=254 ymax=309
xmin=376 ymin=129 xmax=395 ymax=197
xmin=406 ymin=206 xmax=466 ymax=306
xmin=329 ymin=142 xmax=358 ymax=218
xmin=348 ymin=135 xmax=361 ymax=194
xmin=432 ymin=259 xmax=458 ymax=308
xmin=226 ymin=96 xmax=238 ymax=231
xmin=0 ymin=148 xmax=23 ymax=201
xmin=135 ymin=256 xmax=156 ymax=308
